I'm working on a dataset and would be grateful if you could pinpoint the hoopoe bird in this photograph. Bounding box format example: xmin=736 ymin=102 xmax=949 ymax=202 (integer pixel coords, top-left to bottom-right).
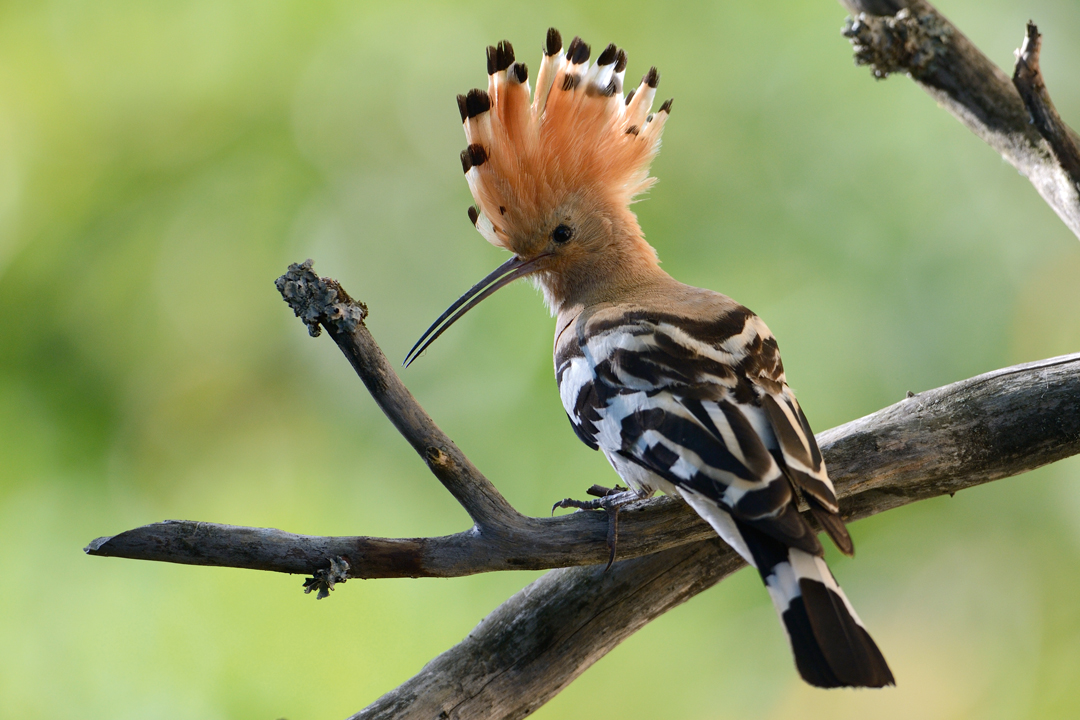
xmin=405 ymin=29 xmax=894 ymax=689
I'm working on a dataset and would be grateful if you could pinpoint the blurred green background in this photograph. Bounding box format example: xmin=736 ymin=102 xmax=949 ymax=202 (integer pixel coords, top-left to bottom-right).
xmin=1 ymin=1 xmax=1079 ymax=718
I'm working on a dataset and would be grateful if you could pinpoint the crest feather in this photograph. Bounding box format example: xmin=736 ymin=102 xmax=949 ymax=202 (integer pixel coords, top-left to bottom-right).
xmin=457 ymin=28 xmax=673 ymax=250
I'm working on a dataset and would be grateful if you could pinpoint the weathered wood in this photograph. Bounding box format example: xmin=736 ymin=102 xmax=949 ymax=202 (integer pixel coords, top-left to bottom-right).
xmin=85 ymin=262 xmax=1080 ymax=718
xmin=842 ymin=1 xmax=1080 ymax=239
xmin=822 ymin=354 xmax=1080 ymax=519
xmin=84 ymin=497 xmax=713 ymax=578
xmin=352 ymin=539 xmax=744 ymax=720
xmin=86 ymin=262 xmax=1080 ymax=719
xmin=85 ymin=260 xmax=1080 ymax=719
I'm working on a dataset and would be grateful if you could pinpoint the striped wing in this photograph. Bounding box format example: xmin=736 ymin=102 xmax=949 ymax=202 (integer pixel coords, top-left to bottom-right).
xmin=557 ymin=306 xmax=850 ymax=556
xmin=556 ymin=304 xmax=892 ymax=687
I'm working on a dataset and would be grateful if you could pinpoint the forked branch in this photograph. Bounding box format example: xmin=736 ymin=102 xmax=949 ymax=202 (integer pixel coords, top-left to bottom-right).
xmin=86 ymin=262 xmax=1080 ymax=720
xmin=87 ymin=263 xmax=1080 ymax=588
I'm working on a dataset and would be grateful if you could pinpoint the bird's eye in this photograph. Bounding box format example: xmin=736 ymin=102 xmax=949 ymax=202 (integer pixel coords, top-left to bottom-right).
xmin=552 ymin=224 xmax=573 ymax=244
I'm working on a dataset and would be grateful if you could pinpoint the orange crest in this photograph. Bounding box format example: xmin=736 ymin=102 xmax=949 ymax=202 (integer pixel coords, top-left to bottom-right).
xmin=458 ymin=29 xmax=672 ymax=252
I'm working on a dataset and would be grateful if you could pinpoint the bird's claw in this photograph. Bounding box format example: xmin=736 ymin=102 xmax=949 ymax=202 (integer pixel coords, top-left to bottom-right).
xmin=552 ymin=487 xmax=637 ymax=571
xmin=552 ymin=496 xmax=603 ymax=514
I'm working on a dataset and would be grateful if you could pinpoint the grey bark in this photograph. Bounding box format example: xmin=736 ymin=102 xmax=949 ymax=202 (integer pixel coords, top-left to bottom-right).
xmin=1012 ymin=21 xmax=1080 ymax=196
xmin=841 ymin=2 xmax=1080 ymax=239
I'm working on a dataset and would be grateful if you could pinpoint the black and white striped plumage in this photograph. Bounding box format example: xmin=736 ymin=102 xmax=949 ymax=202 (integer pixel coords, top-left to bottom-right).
xmin=407 ymin=28 xmax=894 ymax=689
xmin=555 ymin=294 xmax=894 ymax=688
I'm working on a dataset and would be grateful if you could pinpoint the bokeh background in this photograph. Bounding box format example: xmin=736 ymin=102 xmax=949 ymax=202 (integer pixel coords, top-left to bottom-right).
xmin=2 ymin=1 xmax=1079 ymax=718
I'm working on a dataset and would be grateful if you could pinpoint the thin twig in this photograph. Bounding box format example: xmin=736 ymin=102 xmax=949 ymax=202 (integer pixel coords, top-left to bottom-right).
xmin=273 ymin=260 xmax=522 ymax=530
xmin=1013 ymin=21 xmax=1080 ymax=196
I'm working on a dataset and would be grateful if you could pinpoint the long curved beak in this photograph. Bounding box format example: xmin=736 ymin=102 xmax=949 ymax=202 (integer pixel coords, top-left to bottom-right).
xmin=403 ymin=254 xmax=546 ymax=367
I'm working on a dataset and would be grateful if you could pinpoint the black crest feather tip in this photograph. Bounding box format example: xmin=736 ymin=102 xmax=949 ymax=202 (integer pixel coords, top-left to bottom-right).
xmin=465 ymin=88 xmax=491 ymax=118
xmin=565 ymin=36 xmax=584 ymax=63
xmin=496 ymin=40 xmax=515 ymax=71
xmin=545 ymin=28 xmax=562 ymax=56
xmin=571 ymin=39 xmax=590 ymax=65
xmin=597 ymin=43 xmax=618 ymax=66
xmin=467 ymin=143 xmax=488 ymax=167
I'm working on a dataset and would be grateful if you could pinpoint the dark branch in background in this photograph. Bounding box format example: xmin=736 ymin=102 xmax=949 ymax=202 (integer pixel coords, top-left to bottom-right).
xmin=840 ymin=1 xmax=1080 ymax=239
xmin=87 ymin=262 xmax=1080 ymax=720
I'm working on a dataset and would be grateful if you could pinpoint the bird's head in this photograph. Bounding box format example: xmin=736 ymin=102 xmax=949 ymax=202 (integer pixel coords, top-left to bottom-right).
xmin=405 ymin=28 xmax=672 ymax=366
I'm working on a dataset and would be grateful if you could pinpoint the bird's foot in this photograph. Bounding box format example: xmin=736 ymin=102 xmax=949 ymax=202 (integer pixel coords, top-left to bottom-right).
xmin=552 ymin=485 xmax=639 ymax=571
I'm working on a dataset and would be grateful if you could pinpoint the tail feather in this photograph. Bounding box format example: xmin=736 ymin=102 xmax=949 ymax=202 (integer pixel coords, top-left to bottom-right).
xmin=743 ymin=523 xmax=894 ymax=688
xmin=791 ymin=573 xmax=893 ymax=687
xmin=680 ymin=489 xmax=893 ymax=688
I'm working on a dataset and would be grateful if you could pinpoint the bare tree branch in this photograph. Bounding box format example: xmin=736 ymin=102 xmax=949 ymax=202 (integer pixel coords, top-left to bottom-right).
xmin=86 ymin=261 xmax=1080 ymax=719
xmin=83 ymin=497 xmax=712 ymax=579
xmin=353 ymin=539 xmax=745 ymax=720
xmin=85 ymin=339 xmax=1080 ymax=579
xmin=87 ymin=264 xmax=1080 ymax=587
xmin=87 ymin=262 xmax=716 ymax=581
xmin=841 ymin=1 xmax=1080 ymax=239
